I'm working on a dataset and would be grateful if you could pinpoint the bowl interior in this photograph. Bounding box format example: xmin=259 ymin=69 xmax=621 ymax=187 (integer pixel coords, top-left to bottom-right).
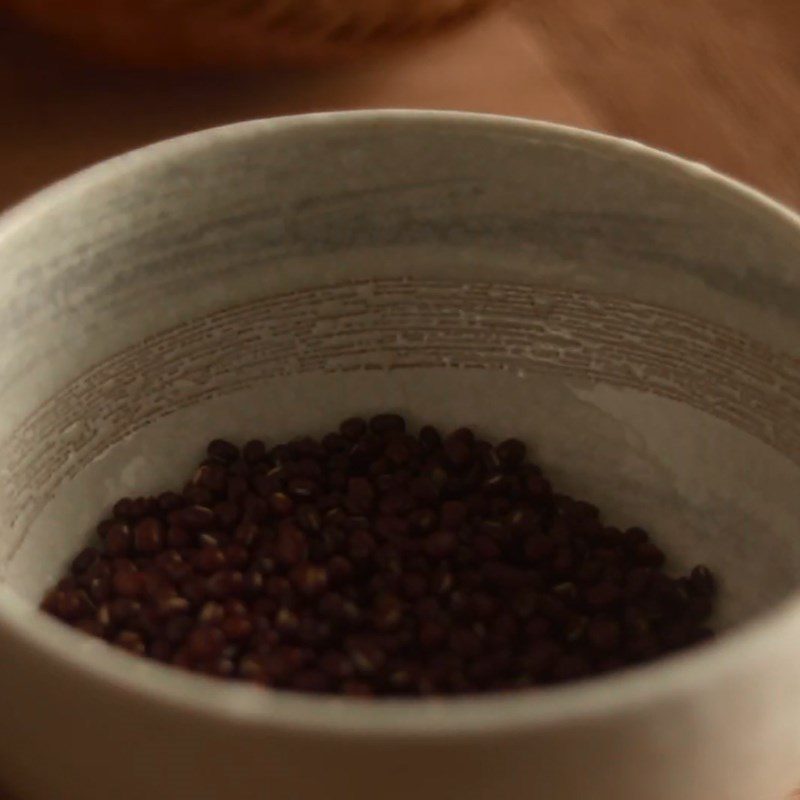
xmin=1 ymin=112 xmax=799 ymax=654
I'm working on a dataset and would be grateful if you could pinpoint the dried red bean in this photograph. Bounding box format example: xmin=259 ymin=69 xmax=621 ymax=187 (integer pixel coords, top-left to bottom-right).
xmin=291 ymin=563 xmax=329 ymax=597
xmin=425 ymin=530 xmax=458 ymax=559
xmin=183 ymin=484 xmax=215 ymax=508
xmin=112 ymin=498 xmax=134 ymax=519
xmin=70 ymin=547 xmax=99 ymax=575
xmin=689 ymin=565 xmax=716 ymax=597
xmin=112 ymin=570 xmax=144 ymax=598
xmin=443 ymin=436 xmax=471 ymax=467
xmin=42 ymin=419 xmax=718 ymax=697
xmin=221 ymin=615 xmax=253 ymax=641
xmin=206 ymin=570 xmax=245 ymax=599
xmin=116 ymin=630 xmax=146 ymax=655
xmin=346 ymin=477 xmax=375 ymax=515
xmin=157 ymin=491 xmax=184 ymax=512
xmin=369 ymin=414 xmax=406 ymax=434
xmin=207 ymin=439 xmax=239 ymax=463
xmin=275 ymin=522 xmax=308 ymax=566
xmin=340 ymin=417 xmax=367 ymax=440
xmin=635 ymin=542 xmax=666 ymax=567
xmin=193 ymin=463 xmax=228 ymax=493
xmin=105 ymin=523 xmax=131 ymax=557
xmin=193 ymin=546 xmax=227 ymax=574
xmin=213 ymin=500 xmax=240 ymax=529
xmin=288 ymin=477 xmax=318 ymax=499
xmin=134 ymin=517 xmax=164 ymax=554
xmin=439 ymin=501 xmax=468 ymax=530
xmin=166 ymin=525 xmax=192 ymax=549
xmin=186 ymin=626 xmax=226 ymax=659
xmin=587 ymin=618 xmax=621 ymax=651
xmin=174 ymin=505 xmax=215 ymax=530
xmin=348 ymin=530 xmax=376 ymax=561
xmin=496 ymin=438 xmax=526 ymax=467
xmin=242 ymin=439 xmax=267 ymax=463
xmin=295 ymin=504 xmax=322 ymax=533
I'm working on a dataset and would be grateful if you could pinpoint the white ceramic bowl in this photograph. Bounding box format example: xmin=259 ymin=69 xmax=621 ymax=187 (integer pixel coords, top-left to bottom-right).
xmin=0 ymin=111 xmax=799 ymax=800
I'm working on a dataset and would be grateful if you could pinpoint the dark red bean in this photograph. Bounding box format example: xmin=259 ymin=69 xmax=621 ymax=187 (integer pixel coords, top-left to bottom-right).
xmin=340 ymin=417 xmax=367 ymax=440
xmin=158 ymin=492 xmax=184 ymax=512
xmin=223 ymin=544 xmax=249 ymax=569
xmin=425 ymin=530 xmax=458 ymax=559
xmin=369 ymin=414 xmax=406 ymax=434
xmin=327 ymin=555 xmax=354 ymax=585
xmin=689 ymin=565 xmax=716 ymax=597
xmin=265 ymin=576 xmax=292 ymax=601
xmin=291 ymin=563 xmax=329 ymax=597
xmin=214 ymin=500 xmax=240 ymax=529
xmin=440 ymin=501 xmax=468 ymax=530
xmin=227 ymin=475 xmax=249 ymax=502
xmin=233 ymin=521 xmax=259 ymax=547
xmin=42 ymin=422 xmax=718 ymax=697
xmin=587 ymin=618 xmax=621 ymax=651
xmin=207 ymin=439 xmax=239 ymax=463
xmin=70 ymin=547 xmax=99 ymax=575
xmin=409 ymin=477 xmax=439 ymax=504
xmin=496 ymin=438 xmax=526 ymax=467
xmin=193 ymin=463 xmax=227 ymax=493
xmin=292 ymin=669 xmax=331 ymax=693
xmin=320 ymin=650 xmax=355 ymax=681
xmin=112 ymin=498 xmax=134 ymax=519
xmin=275 ymin=522 xmax=308 ymax=566
xmin=443 ymin=436 xmax=471 ymax=467
xmin=174 ymin=505 xmax=215 ymax=530
xmin=44 ymin=589 xmax=85 ymax=620
xmin=635 ymin=542 xmax=666 ymax=567
xmin=193 ymin=546 xmax=226 ymax=574
xmin=418 ymin=425 xmax=442 ymax=451
xmin=221 ymin=615 xmax=253 ymax=642
xmin=88 ymin=575 xmax=112 ymax=604
xmin=552 ymin=654 xmax=589 ymax=682
xmin=346 ymin=637 xmax=387 ymax=676
xmin=585 ymin=583 xmax=622 ymax=609
xmin=133 ymin=517 xmax=164 ymax=554
xmin=288 ymin=477 xmax=318 ymax=499
xmin=346 ymin=477 xmax=375 ymax=515
xmin=206 ymin=570 xmax=245 ymax=599
xmin=166 ymin=525 xmax=192 ymax=549
xmin=183 ymin=484 xmax=215 ymax=508
xmin=624 ymin=527 xmax=649 ymax=547
xmin=401 ymin=573 xmax=428 ymax=600
xmin=408 ymin=507 xmax=437 ymax=533
xmin=295 ymin=504 xmax=322 ymax=533
xmin=242 ymin=439 xmax=267 ymax=463
xmin=186 ymin=626 xmax=226 ymax=660
xmin=116 ymin=630 xmax=146 ymax=655
xmin=371 ymin=594 xmax=404 ymax=631
xmin=348 ymin=530 xmax=376 ymax=562
xmin=105 ymin=523 xmax=131 ymax=557
xmin=112 ymin=570 xmax=144 ymax=598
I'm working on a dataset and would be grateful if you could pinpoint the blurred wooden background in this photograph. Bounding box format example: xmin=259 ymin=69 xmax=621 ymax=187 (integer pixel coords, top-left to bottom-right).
xmin=0 ymin=0 xmax=798 ymax=210
xmin=0 ymin=1 xmax=798 ymax=798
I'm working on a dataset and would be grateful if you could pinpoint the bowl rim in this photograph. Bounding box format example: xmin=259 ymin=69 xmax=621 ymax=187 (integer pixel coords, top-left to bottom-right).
xmin=1 ymin=108 xmax=800 ymax=736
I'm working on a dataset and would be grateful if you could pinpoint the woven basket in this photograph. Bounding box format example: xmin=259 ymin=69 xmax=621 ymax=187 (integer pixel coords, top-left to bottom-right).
xmin=7 ymin=0 xmax=504 ymax=67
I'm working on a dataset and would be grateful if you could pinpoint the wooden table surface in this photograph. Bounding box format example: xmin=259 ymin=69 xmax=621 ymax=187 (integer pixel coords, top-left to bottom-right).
xmin=1 ymin=0 xmax=798 ymax=211
xmin=0 ymin=2 xmax=798 ymax=798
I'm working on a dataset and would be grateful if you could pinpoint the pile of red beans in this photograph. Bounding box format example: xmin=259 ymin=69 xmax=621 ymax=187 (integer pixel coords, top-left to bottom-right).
xmin=42 ymin=414 xmax=717 ymax=696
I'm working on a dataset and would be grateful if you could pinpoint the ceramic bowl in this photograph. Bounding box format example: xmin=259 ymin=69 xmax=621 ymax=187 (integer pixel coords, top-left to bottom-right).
xmin=0 ymin=111 xmax=798 ymax=800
